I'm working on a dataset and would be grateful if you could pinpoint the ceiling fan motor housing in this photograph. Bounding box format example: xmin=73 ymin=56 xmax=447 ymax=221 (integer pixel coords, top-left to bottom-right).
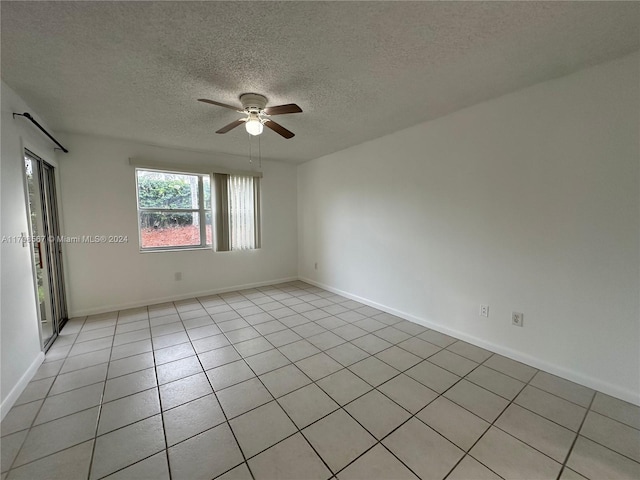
xmin=240 ymin=93 xmax=268 ymax=113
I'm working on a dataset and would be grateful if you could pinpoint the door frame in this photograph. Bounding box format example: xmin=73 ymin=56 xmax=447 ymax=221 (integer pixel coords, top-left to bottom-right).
xmin=22 ymin=147 xmax=68 ymax=351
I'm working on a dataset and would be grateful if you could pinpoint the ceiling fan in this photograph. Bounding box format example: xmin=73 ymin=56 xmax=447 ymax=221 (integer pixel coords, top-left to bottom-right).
xmin=198 ymin=93 xmax=302 ymax=139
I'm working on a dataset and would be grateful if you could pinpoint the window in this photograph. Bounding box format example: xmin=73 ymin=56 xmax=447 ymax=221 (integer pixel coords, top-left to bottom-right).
xmin=136 ymin=169 xmax=211 ymax=250
xmin=135 ymin=168 xmax=260 ymax=252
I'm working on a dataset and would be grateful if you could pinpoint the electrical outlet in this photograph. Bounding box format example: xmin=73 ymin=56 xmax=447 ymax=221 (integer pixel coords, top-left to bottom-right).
xmin=512 ymin=312 xmax=524 ymax=327
xmin=174 ymin=272 xmax=182 ymax=281
xmin=479 ymin=305 xmax=489 ymax=317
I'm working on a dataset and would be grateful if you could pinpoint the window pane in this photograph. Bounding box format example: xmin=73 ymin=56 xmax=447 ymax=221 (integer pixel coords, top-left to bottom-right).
xmin=229 ymin=176 xmax=255 ymax=250
xmin=137 ymin=170 xmax=200 ymax=209
xmin=203 ymin=176 xmax=211 ymax=210
xmin=205 ymin=212 xmax=212 ymax=246
xmin=139 ymin=212 xmax=201 ymax=248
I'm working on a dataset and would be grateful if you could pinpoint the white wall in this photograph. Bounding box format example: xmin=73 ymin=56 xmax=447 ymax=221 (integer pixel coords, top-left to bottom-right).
xmin=0 ymin=82 xmax=59 ymax=416
xmin=58 ymin=134 xmax=298 ymax=316
xmin=298 ymin=53 xmax=640 ymax=404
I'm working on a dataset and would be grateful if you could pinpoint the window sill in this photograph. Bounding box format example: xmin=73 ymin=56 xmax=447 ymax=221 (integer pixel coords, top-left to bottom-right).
xmin=139 ymin=246 xmax=213 ymax=253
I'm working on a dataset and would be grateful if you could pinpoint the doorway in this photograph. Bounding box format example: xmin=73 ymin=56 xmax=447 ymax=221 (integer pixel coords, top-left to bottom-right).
xmin=24 ymin=150 xmax=68 ymax=350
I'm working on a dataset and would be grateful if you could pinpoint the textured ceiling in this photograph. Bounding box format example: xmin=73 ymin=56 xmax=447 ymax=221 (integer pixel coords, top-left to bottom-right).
xmin=2 ymin=1 xmax=638 ymax=163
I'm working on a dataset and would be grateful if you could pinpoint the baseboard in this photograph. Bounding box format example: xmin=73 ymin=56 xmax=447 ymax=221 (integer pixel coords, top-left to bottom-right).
xmin=69 ymin=276 xmax=299 ymax=317
xmin=299 ymin=277 xmax=640 ymax=406
xmin=1 ymin=351 xmax=45 ymax=421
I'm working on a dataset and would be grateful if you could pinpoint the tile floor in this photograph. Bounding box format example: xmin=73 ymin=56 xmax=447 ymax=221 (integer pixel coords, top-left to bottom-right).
xmin=1 ymin=281 xmax=639 ymax=479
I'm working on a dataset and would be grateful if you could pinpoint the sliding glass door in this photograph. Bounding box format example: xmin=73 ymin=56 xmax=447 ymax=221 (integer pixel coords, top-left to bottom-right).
xmin=24 ymin=150 xmax=68 ymax=350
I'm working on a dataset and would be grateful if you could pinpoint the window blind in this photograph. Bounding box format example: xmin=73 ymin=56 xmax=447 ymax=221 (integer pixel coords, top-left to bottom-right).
xmin=213 ymin=174 xmax=261 ymax=252
xmin=229 ymin=175 xmax=256 ymax=251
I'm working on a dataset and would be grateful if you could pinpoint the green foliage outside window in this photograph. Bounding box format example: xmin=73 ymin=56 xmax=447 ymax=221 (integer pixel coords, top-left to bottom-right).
xmin=137 ymin=173 xmax=202 ymax=229
xmin=138 ymin=176 xmax=193 ymax=209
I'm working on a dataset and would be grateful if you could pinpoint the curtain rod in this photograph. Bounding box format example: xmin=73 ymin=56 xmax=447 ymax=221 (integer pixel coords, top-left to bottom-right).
xmin=12 ymin=112 xmax=69 ymax=153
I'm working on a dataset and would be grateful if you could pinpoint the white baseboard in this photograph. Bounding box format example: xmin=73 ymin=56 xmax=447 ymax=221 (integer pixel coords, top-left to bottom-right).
xmin=69 ymin=276 xmax=298 ymax=317
xmin=300 ymin=277 xmax=640 ymax=406
xmin=1 ymin=352 xmax=45 ymax=421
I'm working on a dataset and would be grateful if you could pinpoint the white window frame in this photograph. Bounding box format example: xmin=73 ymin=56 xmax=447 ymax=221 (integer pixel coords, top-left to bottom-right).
xmin=135 ymin=168 xmax=212 ymax=252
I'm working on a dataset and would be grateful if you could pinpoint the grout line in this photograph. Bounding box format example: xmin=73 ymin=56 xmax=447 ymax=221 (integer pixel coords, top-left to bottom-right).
xmin=90 ymin=451 xmax=165 ymax=480
xmin=520 ymin=382 xmax=597 ymax=410
xmin=85 ymin=307 xmax=133 ymax=480
xmin=443 ymin=358 xmax=545 ymax=480
xmin=556 ymin=391 xmax=597 ymax=480
xmin=508 ymin=387 xmax=588 ymax=433
xmin=151 ymin=325 xmax=173 ymax=480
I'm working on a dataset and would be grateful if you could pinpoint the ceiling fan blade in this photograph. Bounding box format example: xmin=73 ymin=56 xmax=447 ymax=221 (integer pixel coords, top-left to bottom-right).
xmin=216 ymin=119 xmax=245 ymax=134
xmin=198 ymin=98 xmax=243 ymax=112
xmin=264 ymin=119 xmax=295 ymax=139
xmin=263 ymin=103 xmax=303 ymax=116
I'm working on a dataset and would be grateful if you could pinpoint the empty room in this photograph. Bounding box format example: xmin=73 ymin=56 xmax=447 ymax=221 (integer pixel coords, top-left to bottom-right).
xmin=1 ymin=1 xmax=638 ymax=479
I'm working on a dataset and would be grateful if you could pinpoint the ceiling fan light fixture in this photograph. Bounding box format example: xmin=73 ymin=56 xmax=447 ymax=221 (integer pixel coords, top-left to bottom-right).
xmin=245 ymin=115 xmax=264 ymax=136
xmin=199 ymin=94 xmax=300 ymax=139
